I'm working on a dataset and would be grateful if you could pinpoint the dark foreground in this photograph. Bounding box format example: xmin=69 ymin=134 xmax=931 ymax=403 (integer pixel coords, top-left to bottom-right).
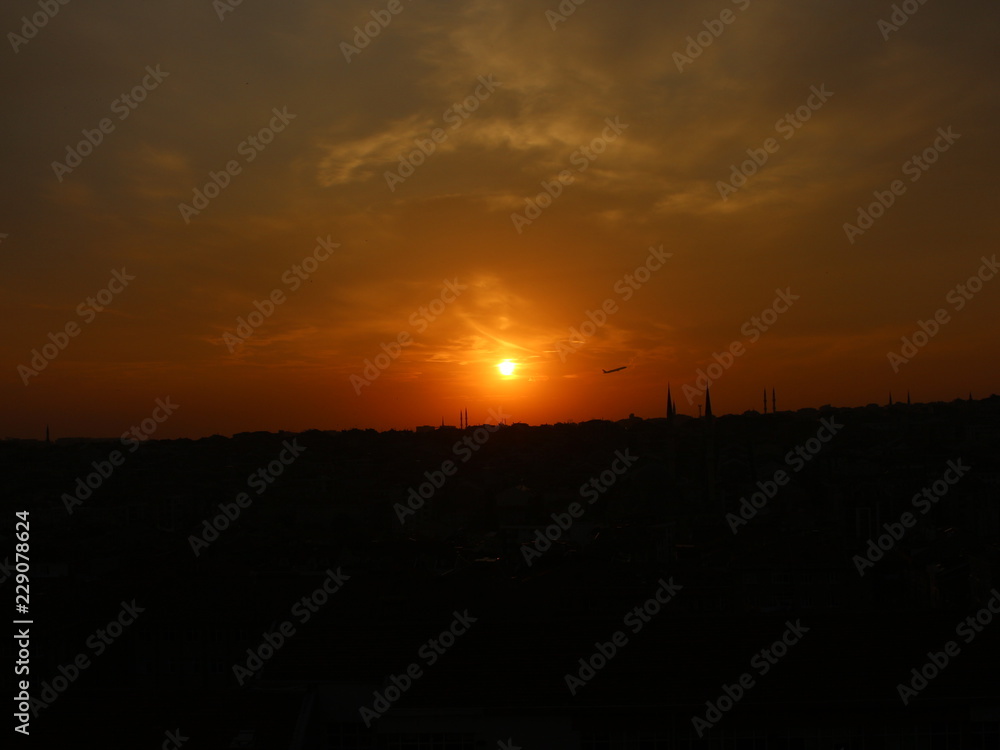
xmin=5 ymin=397 xmax=1000 ymax=748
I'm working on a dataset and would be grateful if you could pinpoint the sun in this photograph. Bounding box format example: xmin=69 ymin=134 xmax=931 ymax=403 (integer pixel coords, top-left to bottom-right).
xmin=497 ymin=360 xmax=516 ymax=376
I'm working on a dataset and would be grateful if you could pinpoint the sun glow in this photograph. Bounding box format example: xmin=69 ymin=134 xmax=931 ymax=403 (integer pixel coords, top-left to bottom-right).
xmin=498 ymin=360 xmax=516 ymax=376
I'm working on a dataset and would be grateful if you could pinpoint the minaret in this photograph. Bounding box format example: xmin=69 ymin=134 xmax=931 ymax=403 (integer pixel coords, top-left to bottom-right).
xmin=889 ymin=392 xmax=893 ymax=407
xmin=703 ymin=388 xmax=717 ymax=509
xmin=465 ymin=408 xmax=469 ymax=428
xmin=771 ymin=388 xmax=776 ymax=414
xmin=906 ymin=391 xmax=911 ymax=407
xmin=665 ymin=384 xmax=676 ymax=480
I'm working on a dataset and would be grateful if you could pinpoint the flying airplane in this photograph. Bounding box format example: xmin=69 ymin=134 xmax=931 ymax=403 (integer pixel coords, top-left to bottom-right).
xmin=602 ymin=366 xmax=627 ymax=374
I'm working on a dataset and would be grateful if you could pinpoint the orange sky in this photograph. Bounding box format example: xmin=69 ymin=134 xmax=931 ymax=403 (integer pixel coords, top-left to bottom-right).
xmin=3 ymin=0 xmax=999 ymax=439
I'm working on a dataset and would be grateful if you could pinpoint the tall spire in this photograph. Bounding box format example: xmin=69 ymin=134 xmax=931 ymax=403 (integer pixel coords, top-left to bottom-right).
xmin=906 ymin=391 xmax=911 ymax=407
xmin=705 ymin=387 xmax=713 ymax=419
xmin=667 ymin=384 xmax=675 ymax=421
xmin=889 ymin=392 xmax=893 ymax=407
xmin=771 ymin=387 xmax=776 ymax=414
